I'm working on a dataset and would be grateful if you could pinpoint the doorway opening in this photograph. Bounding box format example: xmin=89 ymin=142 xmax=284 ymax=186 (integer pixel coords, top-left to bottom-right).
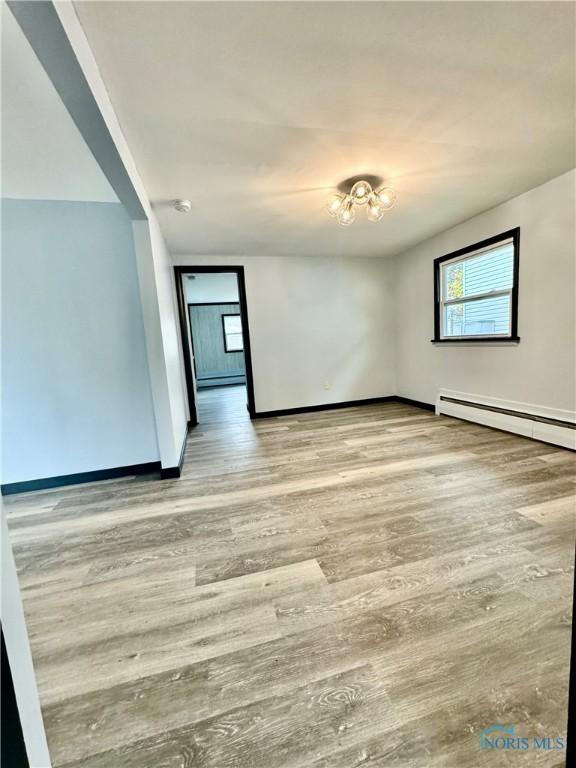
xmin=174 ymin=266 xmax=256 ymax=427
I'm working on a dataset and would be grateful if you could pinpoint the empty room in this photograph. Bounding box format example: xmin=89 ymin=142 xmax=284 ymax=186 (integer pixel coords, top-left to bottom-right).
xmin=1 ymin=1 xmax=574 ymax=767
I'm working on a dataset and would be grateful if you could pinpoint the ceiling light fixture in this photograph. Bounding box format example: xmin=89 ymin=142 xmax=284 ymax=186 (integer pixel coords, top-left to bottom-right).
xmin=327 ymin=180 xmax=397 ymax=226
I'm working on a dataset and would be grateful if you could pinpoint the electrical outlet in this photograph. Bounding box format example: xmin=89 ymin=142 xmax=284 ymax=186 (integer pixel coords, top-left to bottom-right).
xmin=324 ymin=381 xmax=331 ymax=390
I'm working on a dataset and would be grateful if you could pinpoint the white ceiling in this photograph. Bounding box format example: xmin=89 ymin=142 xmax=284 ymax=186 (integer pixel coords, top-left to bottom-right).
xmin=1 ymin=5 xmax=117 ymax=203
xmin=73 ymin=1 xmax=574 ymax=257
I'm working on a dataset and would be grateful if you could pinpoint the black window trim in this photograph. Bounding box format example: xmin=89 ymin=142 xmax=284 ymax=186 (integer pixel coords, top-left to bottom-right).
xmin=222 ymin=313 xmax=244 ymax=353
xmin=432 ymin=227 xmax=520 ymax=344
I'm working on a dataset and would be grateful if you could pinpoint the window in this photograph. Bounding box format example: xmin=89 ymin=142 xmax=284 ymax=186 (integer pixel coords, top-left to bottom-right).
xmin=222 ymin=314 xmax=244 ymax=352
xmin=433 ymin=228 xmax=520 ymax=342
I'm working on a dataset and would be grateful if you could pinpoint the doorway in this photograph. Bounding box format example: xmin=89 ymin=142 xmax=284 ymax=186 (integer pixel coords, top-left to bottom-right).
xmin=174 ymin=266 xmax=256 ymax=426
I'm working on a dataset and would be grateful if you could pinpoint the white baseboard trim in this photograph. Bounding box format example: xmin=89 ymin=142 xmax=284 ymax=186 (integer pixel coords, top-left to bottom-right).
xmin=436 ymin=389 xmax=575 ymax=450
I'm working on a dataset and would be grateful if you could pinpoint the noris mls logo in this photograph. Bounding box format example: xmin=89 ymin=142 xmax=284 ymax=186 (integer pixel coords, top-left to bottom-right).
xmin=479 ymin=724 xmax=565 ymax=751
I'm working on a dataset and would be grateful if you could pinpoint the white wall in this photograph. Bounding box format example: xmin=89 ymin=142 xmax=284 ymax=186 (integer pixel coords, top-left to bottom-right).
xmin=1 ymin=199 xmax=159 ymax=484
xmin=54 ymin=1 xmax=189 ymax=468
xmin=173 ymin=255 xmax=397 ymax=412
xmin=185 ymin=272 xmax=239 ymax=304
xmin=132 ymin=216 xmax=189 ymax=464
xmin=393 ymin=170 xmax=576 ymax=411
xmin=3 ymin=0 xmax=188 ymax=475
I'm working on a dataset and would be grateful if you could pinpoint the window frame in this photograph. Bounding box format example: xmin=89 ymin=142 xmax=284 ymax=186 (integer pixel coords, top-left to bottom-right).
xmin=222 ymin=313 xmax=244 ymax=353
xmin=432 ymin=227 xmax=520 ymax=343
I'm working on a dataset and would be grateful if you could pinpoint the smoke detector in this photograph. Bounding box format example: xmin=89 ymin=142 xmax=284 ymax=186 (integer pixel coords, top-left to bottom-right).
xmin=173 ymin=199 xmax=192 ymax=213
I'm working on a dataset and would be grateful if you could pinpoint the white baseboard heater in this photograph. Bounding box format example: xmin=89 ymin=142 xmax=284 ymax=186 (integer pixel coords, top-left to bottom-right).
xmin=436 ymin=389 xmax=576 ymax=450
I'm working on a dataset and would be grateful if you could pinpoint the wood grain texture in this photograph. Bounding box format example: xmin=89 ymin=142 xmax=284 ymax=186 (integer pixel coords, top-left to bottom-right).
xmin=5 ymin=385 xmax=575 ymax=767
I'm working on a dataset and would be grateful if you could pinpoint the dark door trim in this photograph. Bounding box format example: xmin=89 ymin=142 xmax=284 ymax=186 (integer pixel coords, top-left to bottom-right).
xmin=174 ymin=266 xmax=256 ymax=419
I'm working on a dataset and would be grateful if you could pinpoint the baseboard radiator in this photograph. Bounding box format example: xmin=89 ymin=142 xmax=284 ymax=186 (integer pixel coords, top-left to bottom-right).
xmin=436 ymin=389 xmax=576 ymax=450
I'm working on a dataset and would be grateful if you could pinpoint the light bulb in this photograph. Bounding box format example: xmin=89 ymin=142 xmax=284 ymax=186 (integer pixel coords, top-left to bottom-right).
xmin=326 ymin=194 xmax=345 ymax=217
xmin=350 ymin=180 xmax=372 ymax=205
xmin=376 ymin=186 xmax=397 ymax=210
xmin=337 ymin=203 xmax=356 ymax=226
xmin=367 ymin=203 xmax=384 ymax=222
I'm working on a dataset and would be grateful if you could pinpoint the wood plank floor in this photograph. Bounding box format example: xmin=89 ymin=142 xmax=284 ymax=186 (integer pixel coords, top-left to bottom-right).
xmin=5 ymin=385 xmax=575 ymax=767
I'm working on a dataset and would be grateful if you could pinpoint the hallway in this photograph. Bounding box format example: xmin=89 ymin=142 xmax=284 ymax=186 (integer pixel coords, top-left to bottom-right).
xmin=193 ymin=384 xmax=249 ymax=431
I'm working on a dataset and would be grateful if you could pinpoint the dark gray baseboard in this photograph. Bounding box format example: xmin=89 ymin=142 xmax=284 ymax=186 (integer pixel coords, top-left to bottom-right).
xmin=160 ymin=423 xmax=190 ymax=480
xmin=253 ymin=396 xmax=397 ymax=419
xmin=253 ymin=395 xmax=436 ymax=419
xmin=394 ymin=396 xmax=436 ymax=412
xmin=1 ymin=461 xmax=161 ymax=496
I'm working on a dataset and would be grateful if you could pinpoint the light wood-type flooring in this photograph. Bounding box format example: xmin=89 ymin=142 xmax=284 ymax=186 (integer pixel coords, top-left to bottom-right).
xmin=5 ymin=385 xmax=575 ymax=767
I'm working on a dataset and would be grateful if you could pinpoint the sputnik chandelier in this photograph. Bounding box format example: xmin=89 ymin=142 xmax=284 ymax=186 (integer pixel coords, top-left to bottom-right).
xmin=327 ymin=180 xmax=397 ymax=226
